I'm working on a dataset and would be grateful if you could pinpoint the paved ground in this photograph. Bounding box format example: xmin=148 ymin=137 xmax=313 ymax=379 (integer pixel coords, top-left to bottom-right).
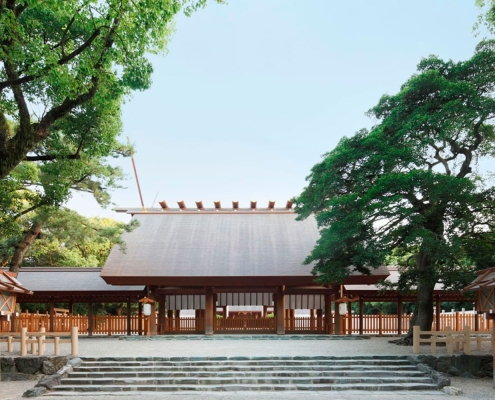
xmin=1 ymin=335 xmax=494 ymax=399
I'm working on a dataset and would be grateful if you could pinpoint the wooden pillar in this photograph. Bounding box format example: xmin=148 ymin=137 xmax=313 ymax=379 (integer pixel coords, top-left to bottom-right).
xmin=10 ymin=313 xmax=17 ymax=333
xmin=324 ymin=294 xmax=332 ymax=334
xmin=175 ymin=310 xmax=181 ymax=331
xmin=205 ymin=287 xmax=214 ymax=335
xmin=316 ymin=309 xmax=323 ymax=331
xmin=275 ymin=286 xmax=285 ymax=335
xmin=359 ymin=298 xmax=364 ymax=335
xmin=474 ymin=303 xmax=479 ymax=331
xmin=49 ymin=300 xmax=55 ymax=332
xmin=167 ymin=309 xmax=174 ymax=331
xmin=347 ymin=301 xmax=352 ymax=335
xmin=88 ymin=298 xmax=93 ymax=337
xmin=138 ymin=302 xmax=143 ymax=335
xmin=310 ymin=309 xmax=316 ymax=331
xmin=436 ymin=296 xmax=441 ymax=331
xmin=126 ymin=298 xmax=132 ymax=336
xmin=149 ymin=302 xmax=157 ymax=335
xmin=397 ymin=295 xmax=402 ymax=335
xmin=284 ymin=309 xmax=290 ymax=331
xmin=158 ymin=298 xmax=165 ymax=335
xmin=68 ymin=301 xmax=74 ymax=315
xmin=334 ymin=299 xmax=342 ymax=335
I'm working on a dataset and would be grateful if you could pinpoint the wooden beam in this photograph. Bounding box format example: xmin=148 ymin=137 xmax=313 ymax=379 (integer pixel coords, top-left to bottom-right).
xmin=150 ymin=301 xmax=156 ymax=335
xmin=347 ymin=301 xmax=352 ymax=335
xmin=49 ymin=300 xmax=54 ymax=332
xmin=324 ymin=294 xmax=332 ymax=334
xmin=88 ymin=298 xmax=93 ymax=337
xmin=359 ymin=297 xmax=364 ymax=335
xmin=127 ymin=298 xmax=131 ymax=336
xmin=158 ymin=298 xmax=165 ymax=335
xmin=436 ymin=295 xmax=441 ymax=331
xmin=205 ymin=287 xmax=214 ymax=335
xmin=275 ymin=286 xmax=285 ymax=335
xmin=138 ymin=302 xmax=143 ymax=336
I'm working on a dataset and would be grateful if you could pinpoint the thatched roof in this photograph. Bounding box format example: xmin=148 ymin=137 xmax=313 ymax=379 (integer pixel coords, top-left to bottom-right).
xmin=101 ymin=211 xmax=389 ymax=286
xmin=465 ymin=267 xmax=495 ymax=291
xmin=0 ymin=271 xmax=33 ymax=295
xmin=1 ymin=268 xmax=144 ymax=303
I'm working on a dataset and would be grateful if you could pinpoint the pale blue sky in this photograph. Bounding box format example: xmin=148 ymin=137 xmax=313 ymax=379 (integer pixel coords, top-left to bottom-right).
xmin=69 ymin=1 xmax=487 ymax=221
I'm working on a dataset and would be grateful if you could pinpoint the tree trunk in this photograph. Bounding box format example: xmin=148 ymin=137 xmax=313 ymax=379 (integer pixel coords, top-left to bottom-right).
xmin=390 ymin=251 xmax=436 ymax=345
xmin=8 ymin=221 xmax=43 ymax=273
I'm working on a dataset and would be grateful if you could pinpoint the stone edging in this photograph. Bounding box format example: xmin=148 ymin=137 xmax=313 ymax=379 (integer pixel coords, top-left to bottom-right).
xmin=22 ymin=357 xmax=82 ymax=397
xmin=120 ymin=335 xmax=372 ymax=341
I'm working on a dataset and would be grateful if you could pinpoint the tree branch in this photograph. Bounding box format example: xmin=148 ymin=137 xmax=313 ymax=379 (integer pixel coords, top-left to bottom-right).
xmin=58 ymin=27 xmax=102 ymax=65
xmin=24 ymin=154 xmax=82 ymax=161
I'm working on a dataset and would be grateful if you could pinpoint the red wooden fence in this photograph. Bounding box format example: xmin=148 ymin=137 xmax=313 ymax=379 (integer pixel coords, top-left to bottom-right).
xmin=1 ymin=311 xmax=493 ymax=335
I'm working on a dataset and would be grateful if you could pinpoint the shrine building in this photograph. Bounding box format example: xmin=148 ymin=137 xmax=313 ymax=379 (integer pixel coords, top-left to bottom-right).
xmin=100 ymin=200 xmax=389 ymax=335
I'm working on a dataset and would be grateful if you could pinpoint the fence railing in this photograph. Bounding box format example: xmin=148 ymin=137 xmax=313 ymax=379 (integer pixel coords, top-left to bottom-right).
xmin=216 ymin=317 xmax=275 ymax=331
xmin=162 ymin=317 xmax=204 ymax=332
xmin=412 ymin=325 xmax=492 ymax=354
xmin=348 ymin=312 xmax=493 ymax=335
xmin=0 ymin=326 xmax=78 ymax=356
xmin=1 ymin=311 xmax=493 ymax=335
xmin=285 ymin=317 xmax=325 ymax=332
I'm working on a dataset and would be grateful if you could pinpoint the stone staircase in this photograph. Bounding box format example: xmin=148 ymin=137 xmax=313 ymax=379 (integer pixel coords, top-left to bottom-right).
xmin=48 ymin=356 xmax=440 ymax=395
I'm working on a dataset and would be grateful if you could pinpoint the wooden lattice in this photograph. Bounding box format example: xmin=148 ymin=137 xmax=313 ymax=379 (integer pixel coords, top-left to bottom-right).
xmin=0 ymin=290 xmax=16 ymax=313
xmin=478 ymin=288 xmax=495 ymax=312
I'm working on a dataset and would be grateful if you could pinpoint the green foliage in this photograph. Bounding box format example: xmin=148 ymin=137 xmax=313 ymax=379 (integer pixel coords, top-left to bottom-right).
xmin=295 ymin=40 xmax=495 ymax=286
xmin=294 ymin=41 xmax=495 ymax=333
xmin=1 ymin=207 xmax=138 ymax=267
xmin=23 ymin=209 xmax=138 ymax=267
xmin=0 ymin=0 xmax=223 ymax=179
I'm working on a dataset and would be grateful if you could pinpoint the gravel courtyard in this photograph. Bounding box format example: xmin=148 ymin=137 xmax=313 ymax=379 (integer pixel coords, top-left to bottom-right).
xmin=1 ymin=335 xmax=493 ymax=400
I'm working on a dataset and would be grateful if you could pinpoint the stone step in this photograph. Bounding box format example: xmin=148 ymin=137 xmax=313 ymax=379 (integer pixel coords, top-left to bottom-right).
xmin=68 ymin=369 xmax=426 ymax=379
xmin=76 ymin=359 xmax=413 ymax=367
xmin=60 ymin=376 xmax=435 ymax=386
xmin=74 ymin=364 xmax=416 ymax=373
xmin=51 ymin=382 xmax=440 ymax=393
xmin=73 ymin=365 xmax=418 ymax=376
xmin=81 ymin=355 xmax=409 ymax=361
xmin=50 ymin=356 xmax=440 ymax=394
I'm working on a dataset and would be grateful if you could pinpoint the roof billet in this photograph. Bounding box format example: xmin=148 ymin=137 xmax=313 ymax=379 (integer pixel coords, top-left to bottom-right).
xmin=116 ymin=199 xmax=295 ymax=214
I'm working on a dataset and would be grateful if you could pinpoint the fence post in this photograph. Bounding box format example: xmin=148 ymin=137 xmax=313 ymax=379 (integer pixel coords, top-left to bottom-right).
xmin=71 ymin=326 xmax=78 ymax=356
xmin=30 ymin=334 xmax=36 ymax=354
xmin=413 ymin=325 xmax=420 ymax=353
xmin=378 ymin=311 xmax=383 ymax=336
xmin=54 ymin=336 xmax=60 ymax=355
xmin=20 ymin=327 xmax=27 ymax=356
xmin=431 ymin=333 xmax=437 ymax=354
xmin=446 ymin=326 xmax=453 ymax=354
xmin=108 ymin=314 xmax=112 ymax=337
xmin=455 ymin=312 xmax=460 ymax=331
xmin=463 ymin=325 xmax=471 ymax=354
xmin=7 ymin=335 xmax=13 ymax=352
xmin=39 ymin=327 xmax=46 ymax=355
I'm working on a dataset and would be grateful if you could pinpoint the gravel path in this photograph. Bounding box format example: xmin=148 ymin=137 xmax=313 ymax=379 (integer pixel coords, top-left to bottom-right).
xmin=1 ymin=336 xmax=493 ymax=399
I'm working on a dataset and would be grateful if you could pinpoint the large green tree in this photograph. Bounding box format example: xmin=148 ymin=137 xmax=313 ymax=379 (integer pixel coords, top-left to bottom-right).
xmin=0 ymin=79 xmax=131 ymax=272
xmin=0 ymin=0 xmax=220 ymax=179
xmin=1 ymin=208 xmax=137 ymax=268
xmin=294 ymin=40 xmax=495 ymax=343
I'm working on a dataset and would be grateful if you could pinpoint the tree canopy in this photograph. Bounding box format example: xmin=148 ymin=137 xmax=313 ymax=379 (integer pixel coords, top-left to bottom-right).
xmin=0 ymin=0 xmax=221 ymax=179
xmin=1 ymin=208 xmax=137 ymax=268
xmin=294 ymin=40 xmax=495 ymax=342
